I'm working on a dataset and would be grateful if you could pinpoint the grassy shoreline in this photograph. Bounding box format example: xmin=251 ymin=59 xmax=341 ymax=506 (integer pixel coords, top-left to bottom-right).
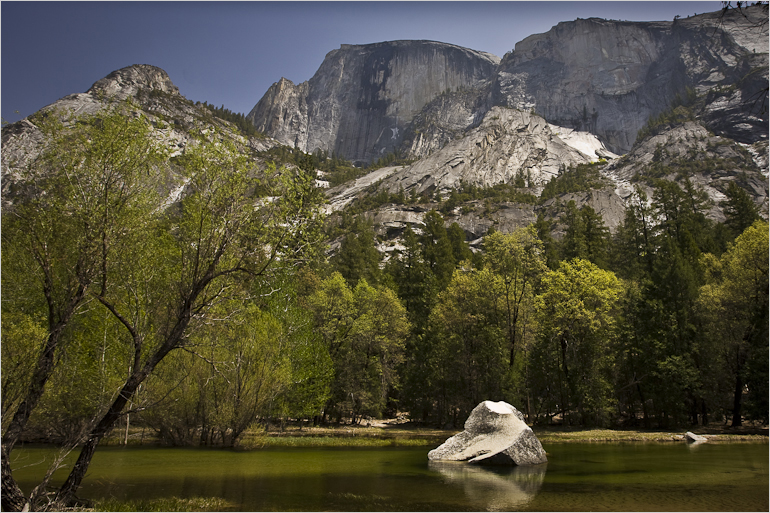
xmin=101 ymin=423 xmax=768 ymax=448
xmin=257 ymin=425 xmax=768 ymax=447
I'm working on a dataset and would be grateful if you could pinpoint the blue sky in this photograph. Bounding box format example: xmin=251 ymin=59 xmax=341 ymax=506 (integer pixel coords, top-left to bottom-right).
xmin=2 ymin=1 xmax=723 ymax=123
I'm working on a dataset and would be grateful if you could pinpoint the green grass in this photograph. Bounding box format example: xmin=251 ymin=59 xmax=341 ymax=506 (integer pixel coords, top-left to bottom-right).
xmin=258 ymin=435 xmax=438 ymax=448
xmin=535 ymin=427 xmax=768 ymax=444
xmin=96 ymin=496 xmax=235 ymax=512
xmin=101 ymin=423 xmax=767 ymax=449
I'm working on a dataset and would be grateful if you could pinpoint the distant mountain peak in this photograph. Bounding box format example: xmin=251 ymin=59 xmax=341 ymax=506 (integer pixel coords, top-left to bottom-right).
xmin=88 ymin=64 xmax=179 ymax=101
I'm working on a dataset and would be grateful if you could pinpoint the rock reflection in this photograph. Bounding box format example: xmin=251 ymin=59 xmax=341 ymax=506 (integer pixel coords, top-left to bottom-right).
xmin=686 ymin=439 xmax=706 ymax=451
xmin=428 ymin=460 xmax=547 ymax=511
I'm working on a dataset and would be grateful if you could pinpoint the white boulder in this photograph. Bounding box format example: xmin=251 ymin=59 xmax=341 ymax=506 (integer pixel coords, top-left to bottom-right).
xmin=428 ymin=401 xmax=548 ymax=466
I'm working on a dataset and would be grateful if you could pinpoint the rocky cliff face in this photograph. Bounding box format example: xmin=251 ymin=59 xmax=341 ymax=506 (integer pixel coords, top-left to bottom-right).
xmin=312 ymin=6 xmax=767 ymax=246
xmin=89 ymin=64 xmax=180 ymax=100
xmin=247 ymin=77 xmax=309 ymax=149
xmin=248 ymin=40 xmax=499 ymax=164
xmin=604 ymin=120 xmax=769 ymax=221
xmin=398 ymin=86 xmax=489 ymax=160
xmin=492 ymin=7 xmax=769 ymax=154
xmin=249 ymin=6 xmax=767 ymax=162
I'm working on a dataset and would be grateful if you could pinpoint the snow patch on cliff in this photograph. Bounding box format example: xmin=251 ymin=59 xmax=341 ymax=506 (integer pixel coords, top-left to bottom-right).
xmin=549 ymin=124 xmax=619 ymax=161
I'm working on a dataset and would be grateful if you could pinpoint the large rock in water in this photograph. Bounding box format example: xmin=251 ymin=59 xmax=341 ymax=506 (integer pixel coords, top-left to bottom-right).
xmin=428 ymin=401 xmax=547 ymax=466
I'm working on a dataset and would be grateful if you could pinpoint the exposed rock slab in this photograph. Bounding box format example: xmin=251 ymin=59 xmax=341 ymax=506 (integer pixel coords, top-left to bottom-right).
xmin=88 ymin=64 xmax=180 ymax=101
xmin=604 ymin=121 xmax=769 ymax=221
xmin=428 ymin=401 xmax=547 ymax=466
xmin=379 ymin=107 xmax=597 ymax=197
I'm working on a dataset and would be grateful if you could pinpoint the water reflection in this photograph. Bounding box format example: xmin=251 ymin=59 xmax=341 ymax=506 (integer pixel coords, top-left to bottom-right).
xmin=428 ymin=461 xmax=547 ymax=511
xmin=686 ymin=439 xmax=706 ymax=450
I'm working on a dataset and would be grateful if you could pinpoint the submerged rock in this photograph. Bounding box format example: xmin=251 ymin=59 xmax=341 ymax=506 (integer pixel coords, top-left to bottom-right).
xmin=428 ymin=401 xmax=547 ymax=466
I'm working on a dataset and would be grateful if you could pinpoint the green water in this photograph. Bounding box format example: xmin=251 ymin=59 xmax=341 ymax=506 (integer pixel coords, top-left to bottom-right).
xmin=10 ymin=442 xmax=768 ymax=511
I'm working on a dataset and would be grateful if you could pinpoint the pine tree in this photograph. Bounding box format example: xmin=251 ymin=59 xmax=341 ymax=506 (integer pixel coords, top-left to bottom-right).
xmin=722 ymin=181 xmax=761 ymax=238
xmin=421 ymin=211 xmax=456 ymax=290
xmin=332 ymin=217 xmax=381 ymax=287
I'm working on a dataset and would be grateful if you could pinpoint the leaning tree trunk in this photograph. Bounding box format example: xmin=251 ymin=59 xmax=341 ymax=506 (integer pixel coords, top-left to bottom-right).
xmin=55 ymin=378 xmax=141 ymax=505
xmin=1 ymin=448 xmax=27 ymax=512
xmin=56 ymin=345 xmax=171 ymax=506
xmin=1 ymin=318 xmax=78 ymax=511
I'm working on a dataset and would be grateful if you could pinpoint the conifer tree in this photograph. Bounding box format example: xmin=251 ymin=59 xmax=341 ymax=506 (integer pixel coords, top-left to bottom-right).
xmin=721 ymin=181 xmax=761 ymax=238
xmin=332 ymin=217 xmax=381 ymax=287
xmin=421 ymin=210 xmax=456 ymax=290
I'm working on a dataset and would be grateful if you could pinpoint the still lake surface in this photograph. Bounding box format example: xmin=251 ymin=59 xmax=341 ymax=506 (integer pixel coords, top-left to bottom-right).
xmin=11 ymin=442 xmax=768 ymax=511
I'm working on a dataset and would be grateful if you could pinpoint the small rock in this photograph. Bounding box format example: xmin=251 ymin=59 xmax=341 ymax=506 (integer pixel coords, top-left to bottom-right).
xmin=685 ymin=431 xmax=707 ymax=443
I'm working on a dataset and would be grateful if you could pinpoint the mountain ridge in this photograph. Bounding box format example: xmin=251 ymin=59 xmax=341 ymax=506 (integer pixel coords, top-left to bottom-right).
xmin=2 ymin=5 xmax=767 ymax=248
xmin=249 ymin=5 xmax=767 ymax=160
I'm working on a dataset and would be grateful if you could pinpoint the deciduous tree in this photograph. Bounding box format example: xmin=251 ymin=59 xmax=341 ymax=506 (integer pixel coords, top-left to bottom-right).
xmin=1 ymin=107 xmax=326 ymax=510
xmin=534 ymin=258 xmax=623 ymax=426
xmin=698 ymin=221 xmax=769 ymax=425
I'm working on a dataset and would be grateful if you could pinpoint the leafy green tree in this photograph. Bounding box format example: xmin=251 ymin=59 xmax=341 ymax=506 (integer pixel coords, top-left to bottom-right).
xmin=610 ymin=187 xmax=656 ymax=280
xmin=387 ymin=225 xmax=436 ymax=328
xmin=421 ymin=210 xmax=456 ymax=289
xmin=561 ymin=201 xmax=610 ymax=268
xmin=425 ymin=267 xmax=508 ymax=425
xmin=612 ymin=280 xmax=660 ymax=428
xmin=57 ymin=133 xmax=323 ymax=504
xmin=483 ymin=227 xmax=547 ymax=369
xmin=534 ymin=258 xmax=623 ymax=426
xmin=642 ymin=179 xmax=718 ymax=425
xmin=561 ymin=200 xmax=587 ymax=261
xmin=447 ymin=222 xmax=473 ymax=264
xmin=386 ymin=226 xmax=440 ymax=421
xmin=1 ymin=107 xmax=326 ymax=509
xmin=533 ymin=213 xmax=560 ymax=269
xmin=0 ymin=244 xmax=47 ymax=431
xmin=267 ymin=274 xmax=334 ymax=425
xmin=142 ymin=289 xmax=331 ymax=445
xmin=539 ymin=162 xmax=607 ymax=202
xmin=25 ymin=307 xmax=132 ymax=444
xmin=307 ymin=273 xmax=409 ymax=422
xmin=698 ymin=221 xmax=769 ymax=425
xmin=1 ymin=105 xmax=167 ymax=510
xmin=581 ymin=204 xmax=610 ymax=268
xmin=652 ymin=178 xmax=716 ymax=260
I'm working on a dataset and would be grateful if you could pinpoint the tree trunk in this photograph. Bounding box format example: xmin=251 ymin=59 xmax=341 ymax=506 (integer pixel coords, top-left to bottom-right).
xmin=731 ymin=372 xmax=743 ymax=427
xmin=636 ymin=383 xmax=651 ymax=429
xmin=1 ymin=448 xmax=27 ymax=512
xmin=1 ymin=321 xmax=75 ymax=511
xmin=56 ymin=355 xmax=162 ymax=505
xmin=2 ymin=322 xmax=69 ymax=453
xmin=559 ymin=336 xmax=569 ymax=424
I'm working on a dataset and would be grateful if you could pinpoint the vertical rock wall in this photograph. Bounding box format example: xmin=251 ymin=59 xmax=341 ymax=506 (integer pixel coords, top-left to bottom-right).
xmin=248 ymin=5 xmax=768 ymax=162
xmin=492 ymin=8 xmax=768 ymax=154
xmin=249 ymin=40 xmax=499 ymax=164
